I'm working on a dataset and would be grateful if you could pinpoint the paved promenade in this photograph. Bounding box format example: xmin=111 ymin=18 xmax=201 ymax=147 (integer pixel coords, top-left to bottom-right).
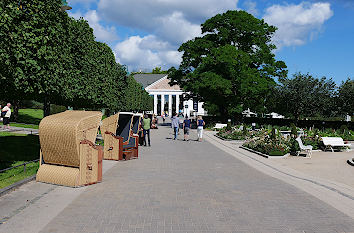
xmin=0 ymin=126 xmax=38 ymax=135
xmin=1 ymin=125 xmax=354 ymax=233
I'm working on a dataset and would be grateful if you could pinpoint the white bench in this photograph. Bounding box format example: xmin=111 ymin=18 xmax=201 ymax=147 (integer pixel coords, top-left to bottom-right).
xmin=295 ymin=137 xmax=312 ymax=158
xmin=321 ymin=137 xmax=351 ymax=152
xmin=213 ymin=123 xmax=227 ymax=130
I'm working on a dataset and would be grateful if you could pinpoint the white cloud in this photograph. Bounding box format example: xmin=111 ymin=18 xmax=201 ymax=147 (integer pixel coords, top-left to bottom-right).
xmin=155 ymin=12 xmax=202 ymax=44
xmin=66 ymin=0 xmax=98 ymax=8
xmin=96 ymin=0 xmax=238 ymax=70
xmin=97 ymin=0 xmax=238 ymax=45
xmin=243 ymin=1 xmax=259 ymax=16
xmin=98 ymin=0 xmax=238 ymax=25
xmin=114 ymin=35 xmax=182 ymax=71
xmin=263 ymin=2 xmax=333 ymax=48
xmin=69 ymin=10 xmax=118 ymax=42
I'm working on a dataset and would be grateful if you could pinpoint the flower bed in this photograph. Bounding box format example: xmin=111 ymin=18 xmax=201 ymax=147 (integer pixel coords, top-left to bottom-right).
xmin=216 ymin=124 xmax=353 ymax=156
xmin=216 ymin=127 xmax=249 ymax=140
xmin=242 ymin=131 xmax=290 ymax=156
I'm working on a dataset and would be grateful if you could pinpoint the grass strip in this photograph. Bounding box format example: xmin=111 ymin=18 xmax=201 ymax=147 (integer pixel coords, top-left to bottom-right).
xmin=0 ymin=161 xmax=39 ymax=189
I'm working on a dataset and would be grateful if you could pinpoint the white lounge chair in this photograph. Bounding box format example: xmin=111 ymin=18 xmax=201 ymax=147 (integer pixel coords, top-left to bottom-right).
xmin=321 ymin=137 xmax=351 ymax=152
xmin=295 ymin=137 xmax=313 ymax=158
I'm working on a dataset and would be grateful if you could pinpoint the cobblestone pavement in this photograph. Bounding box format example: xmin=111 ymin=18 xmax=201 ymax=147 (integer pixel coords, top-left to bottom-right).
xmin=0 ymin=126 xmax=38 ymax=135
xmin=3 ymin=125 xmax=354 ymax=233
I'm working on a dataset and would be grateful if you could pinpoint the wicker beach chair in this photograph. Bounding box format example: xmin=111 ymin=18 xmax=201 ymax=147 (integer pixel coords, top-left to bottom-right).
xmin=101 ymin=112 xmax=134 ymax=160
xmin=101 ymin=113 xmax=122 ymax=160
xmin=36 ymin=111 xmax=103 ymax=187
xmin=123 ymin=113 xmax=142 ymax=158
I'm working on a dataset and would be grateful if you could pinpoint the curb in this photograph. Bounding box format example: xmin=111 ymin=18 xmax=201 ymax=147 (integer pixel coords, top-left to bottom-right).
xmin=0 ymin=175 xmax=36 ymax=197
xmin=240 ymin=146 xmax=289 ymax=159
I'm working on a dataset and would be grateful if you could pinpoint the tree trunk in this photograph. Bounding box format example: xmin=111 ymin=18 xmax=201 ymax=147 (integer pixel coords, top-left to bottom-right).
xmin=219 ymin=105 xmax=228 ymax=123
xmin=43 ymin=97 xmax=51 ymax=117
xmin=12 ymin=100 xmax=20 ymax=122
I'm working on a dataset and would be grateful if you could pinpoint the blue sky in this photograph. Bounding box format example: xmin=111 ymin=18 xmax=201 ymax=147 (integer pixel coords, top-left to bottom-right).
xmin=67 ymin=0 xmax=354 ymax=84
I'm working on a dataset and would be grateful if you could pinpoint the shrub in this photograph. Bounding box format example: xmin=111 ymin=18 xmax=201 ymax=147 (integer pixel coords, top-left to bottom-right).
xmin=50 ymin=105 xmax=67 ymax=115
xmin=290 ymin=123 xmax=297 ymax=137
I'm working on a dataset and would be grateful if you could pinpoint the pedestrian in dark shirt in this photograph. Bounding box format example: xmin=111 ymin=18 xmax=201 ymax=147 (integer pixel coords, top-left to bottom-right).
xmin=183 ymin=116 xmax=191 ymax=141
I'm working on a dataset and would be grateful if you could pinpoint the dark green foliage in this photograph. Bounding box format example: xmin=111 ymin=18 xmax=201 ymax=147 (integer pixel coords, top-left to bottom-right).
xmin=169 ymin=10 xmax=287 ymax=119
xmin=337 ymin=78 xmax=354 ymax=116
xmin=0 ymin=0 xmax=151 ymax=115
xmin=226 ymin=122 xmax=232 ymax=131
xmin=121 ymin=76 xmax=153 ymax=112
xmin=50 ymin=104 xmax=67 ymax=115
xmin=289 ymin=137 xmax=300 ymax=155
xmin=271 ymin=73 xmax=337 ymax=120
xmin=340 ymin=125 xmax=348 ymax=134
xmin=242 ymin=125 xmax=248 ymax=136
xmin=270 ymin=127 xmax=276 ymax=140
xmin=152 ymin=67 xmax=168 ymax=74
xmin=290 ymin=123 xmax=297 ymax=137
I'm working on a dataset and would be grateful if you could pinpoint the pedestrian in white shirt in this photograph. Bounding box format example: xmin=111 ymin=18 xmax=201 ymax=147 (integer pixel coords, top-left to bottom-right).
xmin=2 ymin=103 xmax=11 ymax=129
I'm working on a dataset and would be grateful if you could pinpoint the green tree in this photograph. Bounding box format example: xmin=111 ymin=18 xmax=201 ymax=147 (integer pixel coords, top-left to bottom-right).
xmin=337 ymin=78 xmax=354 ymax=116
xmin=152 ymin=67 xmax=168 ymax=74
xmin=122 ymin=76 xmax=153 ymax=112
xmin=274 ymin=73 xmax=337 ymax=120
xmin=0 ymin=0 xmax=72 ymax=116
xmin=168 ymin=10 xmax=287 ymax=119
xmin=0 ymin=0 xmax=151 ymax=118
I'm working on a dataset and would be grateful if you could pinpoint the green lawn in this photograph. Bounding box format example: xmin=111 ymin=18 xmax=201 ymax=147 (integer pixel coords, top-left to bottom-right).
xmin=16 ymin=109 xmax=43 ymax=125
xmin=0 ymin=161 xmax=39 ymax=189
xmin=0 ymin=132 xmax=40 ymax=189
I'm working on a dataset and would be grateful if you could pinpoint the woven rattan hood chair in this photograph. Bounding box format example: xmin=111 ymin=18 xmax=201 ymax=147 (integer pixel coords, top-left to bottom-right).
xmin=36 ymin=111 xmax=103 ymax=187
xmin=101 ymin=112 xmax=134 ymax=160
xmin=123 ymin=113 xmax=142 ymax=158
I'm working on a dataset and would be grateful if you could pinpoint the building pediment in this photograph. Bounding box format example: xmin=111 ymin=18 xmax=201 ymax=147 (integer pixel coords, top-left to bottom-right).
xmin=146 ymin=77 xmax=181 ymax=91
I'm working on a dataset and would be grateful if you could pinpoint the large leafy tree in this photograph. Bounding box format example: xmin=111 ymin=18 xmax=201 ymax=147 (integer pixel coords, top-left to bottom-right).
xmin=169 ymin=10 xmax=287 ymax=119
xmin=0 ymin=0 xmax=151 ymax=117
xmin=337 ymin=78 xmax=354 ymax=116
xmin=122 ymin=76 xmax=153 ymax=112
xmin=0 ymin=0 xmax=71 ymax=116
xmin=272 ymin=73 xmax=337 ymax=120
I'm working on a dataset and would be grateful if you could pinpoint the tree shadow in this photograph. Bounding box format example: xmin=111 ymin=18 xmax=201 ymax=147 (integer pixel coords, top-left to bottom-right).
xmin=0 ymin=134 xmax=40 ymax=170
xmin=16 ymin=112 xmax=42 ymax=125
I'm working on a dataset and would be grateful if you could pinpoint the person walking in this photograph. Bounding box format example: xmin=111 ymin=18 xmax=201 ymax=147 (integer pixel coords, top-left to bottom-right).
xmin=197 ymin=115 xmax=205 ymax=142
xmin=171 ymin=113 xmax=179 ymax=140
xmin=142 ymin=114 xmax=151 ymax=146
xmin=1 ymin=103 xmax=11 ymax=130
xmin=183 ymin=115 xmax=191 ymax=141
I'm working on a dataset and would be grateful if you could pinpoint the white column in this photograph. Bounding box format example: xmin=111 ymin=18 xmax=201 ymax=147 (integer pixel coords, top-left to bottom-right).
xmin=153 ymin=94 xmax=157 ymax=115
xmin=168 ymin=94 xmax=172 ymax=116
xmin=176 ymin=94 xmax=180 ymax=115
xmin=161 ymin=94 xmax=165 ymax=116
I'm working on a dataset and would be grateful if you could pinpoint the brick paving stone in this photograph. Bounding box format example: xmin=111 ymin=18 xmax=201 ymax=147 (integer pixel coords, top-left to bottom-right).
xmin=32 ymin=125 xmax=354 ymax=233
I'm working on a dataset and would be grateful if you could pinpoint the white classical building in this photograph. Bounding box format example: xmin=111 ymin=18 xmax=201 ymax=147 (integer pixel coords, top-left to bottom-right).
xmin=133 ymin=74 xmax=206 ymax=117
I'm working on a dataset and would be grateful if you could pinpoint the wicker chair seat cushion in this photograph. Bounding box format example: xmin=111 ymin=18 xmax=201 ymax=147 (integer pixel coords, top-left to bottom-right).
xmin=36 ymin=164 xmax=80 ymax=187
xmin=39 ymin=111 xmax=102 ymax=167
